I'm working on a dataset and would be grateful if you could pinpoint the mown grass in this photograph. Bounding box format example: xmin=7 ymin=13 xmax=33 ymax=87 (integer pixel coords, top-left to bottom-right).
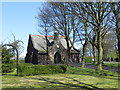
xmin=103 ymin=63 xmax=120 ymax=67
xmin=2 ymin=66 xmax=120 ymax=89
xmin=66 ymin=66 xmax=119 ymax=77
xmin=2 ymin=73 xmax=119 ymax=89
xmin=89 ymin=62 xmax=120 ymax=67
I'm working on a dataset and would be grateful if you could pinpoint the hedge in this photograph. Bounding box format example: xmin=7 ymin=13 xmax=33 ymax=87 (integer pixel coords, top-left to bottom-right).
xmin=18 ymin=64 xmax=67 ymax=76
xmin=2 ymin=63 xmax=14 ymax=73
xmin=2 ymin=60 xmax=15 ymax=73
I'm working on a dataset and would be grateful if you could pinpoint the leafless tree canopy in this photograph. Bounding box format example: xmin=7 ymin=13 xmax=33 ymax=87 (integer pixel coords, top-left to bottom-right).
xmin=36 ymin=2 xmax=120 ymax=70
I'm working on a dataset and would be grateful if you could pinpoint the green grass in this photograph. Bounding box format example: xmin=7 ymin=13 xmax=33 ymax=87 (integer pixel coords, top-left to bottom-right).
xmin=103 ymin=63 xmax=120 ymax=67
xmin=2 ymin=59 xmax=119 ymax=89
xmin=2 ymin=73 xmax=119 ymax=89
xmin=2 ymin=66 xmax=120 ymax=89
xmin=89 ymin=62 xmax=120 ymax=67
xmin=66 ymin=66 xmax=119 ymax=77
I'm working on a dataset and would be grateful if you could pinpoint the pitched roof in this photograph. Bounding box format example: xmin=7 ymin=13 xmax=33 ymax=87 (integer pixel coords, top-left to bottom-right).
xmin=30 ymin=34 xmax=79 ymax=53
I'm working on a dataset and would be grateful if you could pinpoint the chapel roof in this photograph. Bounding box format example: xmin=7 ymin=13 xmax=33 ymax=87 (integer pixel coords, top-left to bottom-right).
xmin=29 ymin=34 xmax=79 ymax=53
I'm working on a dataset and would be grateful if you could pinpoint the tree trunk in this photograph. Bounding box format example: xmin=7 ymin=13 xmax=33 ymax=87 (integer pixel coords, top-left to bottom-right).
xmin=116 ymin=16 xmax=120 ymax=62
xmin=66 ymin=49 xmax=71 ymax=66
xmin=81 ymin=42 xmax=88 ymax=68
xmin=81 ymin=22 xmax=88 ymax=68
xmin=92 ymin=44 xmax=96 ymax=64
xmin=45 ymin=36 xmax=49 ymax=63
xmin=65 ymin=35 xmax=71 ymax=66
xmin=118 ymin=36 xmax=120 ymax=62
xmin=45 ymin=26 xmax=49 ymax=64
xmin=113 ymin=3 xmax=120 ymax=62
xmin=97 ymin=30 xmax=103 ymax=70
xmin=116 ymin=28 xmax=120 ymax=62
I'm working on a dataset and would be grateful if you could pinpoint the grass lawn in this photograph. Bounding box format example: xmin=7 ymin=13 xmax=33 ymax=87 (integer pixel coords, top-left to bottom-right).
xmin=103 ymin=62 xmax=120 ymax=67
xmin=89 ymin=62 xmax=120 ymax=67
xmin=2 ymin=66 xmax=120 ymax=90
xmin=2 ymin=61 xmax=120 ymax=89
xmin=2 ymin=74 xmax=119 ymax=89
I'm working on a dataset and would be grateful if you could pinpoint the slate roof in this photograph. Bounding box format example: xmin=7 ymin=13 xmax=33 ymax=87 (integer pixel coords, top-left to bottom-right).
xmin=30 ymin=34 xmax=79 ymax=53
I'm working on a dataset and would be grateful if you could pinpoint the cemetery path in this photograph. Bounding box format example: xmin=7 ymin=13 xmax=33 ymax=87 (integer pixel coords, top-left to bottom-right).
xmin=70 ymin=63 xmax=120 ymax=73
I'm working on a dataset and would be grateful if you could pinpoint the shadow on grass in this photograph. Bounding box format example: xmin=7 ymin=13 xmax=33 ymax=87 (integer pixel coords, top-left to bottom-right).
xmin=85 ymin=73 xmax=119 ymax=81
xmin=2 ymin=88 xmax=119 ymax=90
xmin=2 ymin=74 xmax=119 ymax=90
xmin=2 ymin=73 xmax=18 ymax=76
xmin=31 ymin=77 xmax=103 ymax=90
xmin=65 ymin=77 xmax=102 ymax=90
xmin=101 ymin=76 xmax=120 ymax=80
xmin=66 ymin=72 xmax=120 ymax=81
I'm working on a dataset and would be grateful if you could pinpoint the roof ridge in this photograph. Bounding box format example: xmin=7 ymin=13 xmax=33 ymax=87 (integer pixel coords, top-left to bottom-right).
xmin=31 ymin=35 xmax=64 ymax=37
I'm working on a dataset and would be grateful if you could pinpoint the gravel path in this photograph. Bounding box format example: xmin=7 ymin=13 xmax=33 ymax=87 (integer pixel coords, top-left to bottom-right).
xmin=70 ymin=63 xmax=120 ymax=73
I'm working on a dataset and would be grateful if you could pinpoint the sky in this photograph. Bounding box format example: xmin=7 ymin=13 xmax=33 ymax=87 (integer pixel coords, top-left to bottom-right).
xmin=1 ymin=2 xmax=84 ymax=58
xmin=1 ymin=1 xmax=118 ymax=58
xmin=1 ymin=2 xmax=44 ymax=57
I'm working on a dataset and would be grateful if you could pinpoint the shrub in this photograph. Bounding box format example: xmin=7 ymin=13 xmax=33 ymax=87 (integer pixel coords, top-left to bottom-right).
xmin=2 ymin=64 xmax=14 ymax=73
xmin=18 ymin=64 xmax=67 ymax=76
xmin=2 ymin=60 xmax=15 ymax=73
xmin=2 ymin=47 xmax=14 ymax=73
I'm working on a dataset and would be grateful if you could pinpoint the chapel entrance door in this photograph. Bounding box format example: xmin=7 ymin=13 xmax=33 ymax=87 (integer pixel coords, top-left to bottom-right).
xmin=54 ymin=52 xmax=61 ymax=64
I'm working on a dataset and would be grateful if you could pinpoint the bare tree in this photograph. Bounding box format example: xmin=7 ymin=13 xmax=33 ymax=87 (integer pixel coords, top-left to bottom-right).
xmin=39 ymin=2 xmax=80 ymax=65
xmin=71 ymin=2 xmax=113 ymax=70
xmin=36 ymin=6 xmax=53 ymax=61
xmin=111 ymin=2 xmax=120 ymax=61
xmin=10 ymin=33 xmax=24 ymax=57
